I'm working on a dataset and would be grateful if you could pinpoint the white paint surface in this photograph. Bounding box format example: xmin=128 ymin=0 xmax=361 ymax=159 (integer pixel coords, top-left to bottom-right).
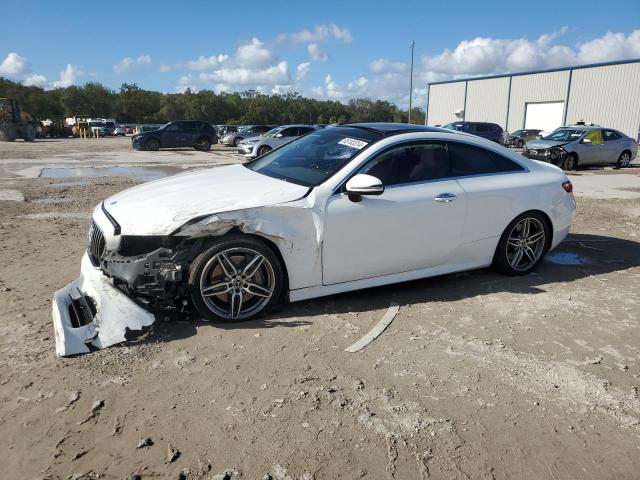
xmin=524 ymin=102 xmax=565 ymax=132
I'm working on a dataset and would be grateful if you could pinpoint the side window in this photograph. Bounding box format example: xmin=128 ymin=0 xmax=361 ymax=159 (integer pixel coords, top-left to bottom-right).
xmin=358 ymin=142 xmax=450 ymax=187
xmin=182 ymin=121 xmax=198 ymax=130
xmin=584 ymin=130 xmax=603 ymax=145
xmin=280 ymin=128 xmax=298 ymax=137
xmin=461 ymin=124 xmax=474 ymax=133
xmin=299 ymin=127 xmax=314 ymax=135
xmin=603 ymin=130 xmax=621 ymax=141
xmin=165 ymin=123 xmax=180 ymax=131
xmin=448 ymin=142 xmax=524 ymax=176
xmin=475 ymin=124 xmax=490 ymax=133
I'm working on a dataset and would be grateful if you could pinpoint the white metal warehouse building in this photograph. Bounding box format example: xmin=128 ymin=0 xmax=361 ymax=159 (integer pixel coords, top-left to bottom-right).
xmin=424 ymin=59 xmax=640 ymax=140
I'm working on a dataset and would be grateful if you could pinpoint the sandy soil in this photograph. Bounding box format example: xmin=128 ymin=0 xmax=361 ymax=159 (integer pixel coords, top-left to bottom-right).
xmin=0 ymin=137 xmax=639 ymax=480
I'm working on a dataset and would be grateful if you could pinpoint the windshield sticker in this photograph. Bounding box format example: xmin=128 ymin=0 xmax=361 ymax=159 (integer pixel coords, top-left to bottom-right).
xmin=338 ymin=137 xmax=368 ymax=150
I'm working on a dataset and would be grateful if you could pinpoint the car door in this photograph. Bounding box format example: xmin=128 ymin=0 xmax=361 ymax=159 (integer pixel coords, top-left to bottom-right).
xmin=322 ymin=141 xmax=466 ymax=285
xmin=160 ymin=122 xmax=182 ymax=148
xmin=579 ymin=129 xmax=605 ymax=165
xmin=273 ymin=127 xmax=300 ymax=147
xmin=179 ymin=121 xmax=198 ymax=147
xmin=446 ymin=141 xmax=528 ymax=244
xmin=602 ymin=129 xmax=623 ymax=164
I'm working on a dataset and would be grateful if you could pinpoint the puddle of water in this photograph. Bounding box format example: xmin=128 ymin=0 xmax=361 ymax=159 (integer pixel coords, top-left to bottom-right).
xmin=546 ymin=252 xmax=589 ymax=265
xmin=40 ymin=165 xmax=182 ymax=182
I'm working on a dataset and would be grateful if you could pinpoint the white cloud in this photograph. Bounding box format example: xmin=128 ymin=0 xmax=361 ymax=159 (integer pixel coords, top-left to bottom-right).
xmin=278 ymin=23 xmax=352 ymax=44
xmin=235 ymin=38 xmax=275 ymax=68
xmin=0 ymin=52 xmax=48 ymax=88
xmin=23 ymin=73 xmax=47 ymax=87
xmin=421 ymin=28 xmax=640 ymax=77
xmin=0 ymin=52 xmax=30 ymax=76
xmin=308 ymin=43 xmax=328 ymax=62
xmin=53 ymin=64 xmax=81 ymax=88
xmin=199 ymin=61 xmax=289 ymax=86
xmin=113 ymin=54 xmax=152 ymax=73
xmin=296 ymin=62 xmax=310 ymax=84
xmin=369 ymin=58 xmax=407 ymax=74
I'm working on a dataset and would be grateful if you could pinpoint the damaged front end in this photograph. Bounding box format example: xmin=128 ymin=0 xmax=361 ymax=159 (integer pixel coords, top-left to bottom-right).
xmin=53 ymin=215 xmax=203 ymax=356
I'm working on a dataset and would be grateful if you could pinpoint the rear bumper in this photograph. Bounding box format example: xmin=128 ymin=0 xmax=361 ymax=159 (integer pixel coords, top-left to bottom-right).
xmin=52 ymin=253 xmax=155 ymax=356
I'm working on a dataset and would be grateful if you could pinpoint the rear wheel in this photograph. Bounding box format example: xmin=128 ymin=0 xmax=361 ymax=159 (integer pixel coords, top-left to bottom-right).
xmin=22 ymin=124 xmax=36 ymax=142
xmin=617 ymin=151 xmax=632 ymax=168
xmin=257 ymin=145 xmax=271 ymax=156
xmin=0 ymin=123 xmax=17 ymax=142
xmin=493 ymin=212 xmax=549 ymax=276
xmin=232 ymin=137 xmax=240 ymax=147
xmin=194 ymin=137 xmax=211 ymax=151
xmin=145 ymin=138 xmax=160 ymax=151
xmin=563 ymin=153 xmax=578 ymax=171
xmin=516 ymin=138 xmax=524 ymax=148
xmin=188 ymin=235 xmax=284 ymax=322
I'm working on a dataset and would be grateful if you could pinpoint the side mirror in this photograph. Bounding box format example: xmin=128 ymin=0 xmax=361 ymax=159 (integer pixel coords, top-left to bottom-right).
xmin=275 ymin=133 xmax=283 ymax=138
xmin=345 ymin=174 xmax=384 ymax=202
xmin=581 ymin=138 xmax=592 ymax=144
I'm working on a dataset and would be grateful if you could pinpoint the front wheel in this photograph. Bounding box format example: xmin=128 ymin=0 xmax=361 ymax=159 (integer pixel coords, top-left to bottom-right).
xmin=563 ymin=153 xmax=578 ymax=171
xmin=257 ymin=145 xmax=271 ymax=156
xmin=145 ymin=138 xmax=160 ymax=151
xmin=492 ymin=212 xmax=549 ymax=276
xmin=516 ymin=138 xmax=524 ymax=148
xmin=188 ymin=235 xmax=284 ymax=321
xmin=617 ymin=151 xmax=631 ymax=168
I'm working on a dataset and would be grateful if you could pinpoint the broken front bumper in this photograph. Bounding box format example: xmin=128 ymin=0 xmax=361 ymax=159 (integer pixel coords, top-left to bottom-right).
xmin=52 ymin=253 xmax=155 ymax=356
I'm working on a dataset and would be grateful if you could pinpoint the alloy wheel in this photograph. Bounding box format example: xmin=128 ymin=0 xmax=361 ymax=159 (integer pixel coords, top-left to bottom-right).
xmin=619 ymin=153 xmax=631 ymax=167
xmin=198 ymin=247 xmax=275 ymax=320
xmin=505 ymin=217 xmax=546 ymax=271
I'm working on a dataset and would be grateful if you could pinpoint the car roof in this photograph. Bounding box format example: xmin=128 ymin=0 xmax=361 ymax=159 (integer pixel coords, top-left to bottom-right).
xmin=344 ymin=122 xmax=444 ymax=136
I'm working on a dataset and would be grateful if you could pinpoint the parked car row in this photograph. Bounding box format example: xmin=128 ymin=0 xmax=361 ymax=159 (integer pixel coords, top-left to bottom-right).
xmin=439 ymin=119 xmax=637 ymax=170
xmin=522 ymin=126 xmax=637 ymax=170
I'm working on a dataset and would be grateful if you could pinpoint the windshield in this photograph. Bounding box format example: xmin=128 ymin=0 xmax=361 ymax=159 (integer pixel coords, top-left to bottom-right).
xmin=263 ymin=126 xmax=285 ymax=138
xmin=245 ymin=126 xmax=382 ymax=187
xmin=543 ymin=128 xmax=585 ymax=142
xmin=511 ymin=130 xmax=523 ymax=136
xmin=442 ymin=122 xmax=463 ymax=131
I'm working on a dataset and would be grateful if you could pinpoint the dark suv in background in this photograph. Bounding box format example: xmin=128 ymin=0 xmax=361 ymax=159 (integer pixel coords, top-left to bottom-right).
xmin=442 ymin=121 xmax=504 ymax=144
xmin=132 ymin=121 xmax=218 ymax=151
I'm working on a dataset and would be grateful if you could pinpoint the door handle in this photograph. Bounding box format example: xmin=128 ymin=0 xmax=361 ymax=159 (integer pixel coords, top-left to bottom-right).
xmin=434 ymin=193 xmax=457 ymax=203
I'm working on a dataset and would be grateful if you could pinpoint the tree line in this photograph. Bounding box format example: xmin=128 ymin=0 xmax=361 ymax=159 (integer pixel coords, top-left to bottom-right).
xmin=0 ymin=77 xmax=425 ymax=125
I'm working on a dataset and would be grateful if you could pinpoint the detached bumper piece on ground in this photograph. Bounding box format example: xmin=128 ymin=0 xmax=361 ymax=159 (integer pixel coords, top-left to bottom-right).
xmin=52 ymin=253 xmax=155 ymax=356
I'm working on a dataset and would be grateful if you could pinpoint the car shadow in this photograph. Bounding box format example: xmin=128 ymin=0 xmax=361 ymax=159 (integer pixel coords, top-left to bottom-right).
xmin=129 ymin=233 xmax=639 ymax=348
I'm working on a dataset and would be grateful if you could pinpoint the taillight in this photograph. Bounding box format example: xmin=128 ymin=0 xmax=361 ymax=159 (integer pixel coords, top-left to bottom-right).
xmin=562 ymin=180 xmax=573 ymax=193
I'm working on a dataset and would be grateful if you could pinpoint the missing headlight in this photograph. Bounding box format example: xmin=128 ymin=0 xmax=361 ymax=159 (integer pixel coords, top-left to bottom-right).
xmin=118 ymin=236 xmax=170 ymax=256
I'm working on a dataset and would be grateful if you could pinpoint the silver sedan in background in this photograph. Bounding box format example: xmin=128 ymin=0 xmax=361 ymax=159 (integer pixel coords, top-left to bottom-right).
xmin=237 ymin=125 xmax=319 ymax=158
xmin=523 ymin=126 xmax=637 ymax=170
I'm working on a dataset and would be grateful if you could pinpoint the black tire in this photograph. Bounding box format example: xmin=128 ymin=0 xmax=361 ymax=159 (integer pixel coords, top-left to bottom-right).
xmin=194 ymin=137 xmax=211 ymax=151
xmin=257 ymin=145 xmax=271 ymax=156
xmin=232 ymin=137 xmax=240 ymax=147
xmin=145 ymin=138 xmax=160 ymax=151
xmin=188 ymin=235 xmax=284 ymax=322
xmin=0 ymin=122 xmax=17 ymax=142
xmin=516 ymin=138 xmax=524 ymax=148
xmin=492 ymin=211 xmax=550 ymax=276
xmin=616 ymin=150 xmax=632 ymax=169
xmin=563 ymin=153 xmax=578 ymax=171
xmin=22 ymin=124 xmax=36 ymax=142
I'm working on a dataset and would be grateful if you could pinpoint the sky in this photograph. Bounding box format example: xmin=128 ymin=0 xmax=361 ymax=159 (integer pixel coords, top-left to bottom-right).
xmin=1 ymin=0 xmax=639 ymax=108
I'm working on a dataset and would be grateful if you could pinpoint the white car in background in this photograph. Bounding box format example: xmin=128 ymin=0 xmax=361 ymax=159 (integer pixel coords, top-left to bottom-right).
xmin=237 ymin=124 xmax=319 ymax=158
xmin=53 ymin=123 xmax=576 ymax=355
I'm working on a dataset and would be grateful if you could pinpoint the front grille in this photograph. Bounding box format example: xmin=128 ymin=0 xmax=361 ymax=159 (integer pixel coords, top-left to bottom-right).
xmin=87 ymin=221 xmax=106 ymax=266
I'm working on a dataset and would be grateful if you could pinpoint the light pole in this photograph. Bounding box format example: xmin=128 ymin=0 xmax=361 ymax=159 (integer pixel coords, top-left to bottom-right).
xmin=408 ymin=40 xmax=415 ymax=124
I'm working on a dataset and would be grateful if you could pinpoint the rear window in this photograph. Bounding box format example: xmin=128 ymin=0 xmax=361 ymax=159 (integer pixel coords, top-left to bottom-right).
xmin=448 ymin=142 xmax=524 ymax=176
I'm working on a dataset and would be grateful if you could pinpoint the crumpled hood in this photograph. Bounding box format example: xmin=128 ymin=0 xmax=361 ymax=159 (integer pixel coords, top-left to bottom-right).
xmin=103 ymin=164 xmax=309 ymax=235
xmin=526 ymin=139 xmax=567 ymax=149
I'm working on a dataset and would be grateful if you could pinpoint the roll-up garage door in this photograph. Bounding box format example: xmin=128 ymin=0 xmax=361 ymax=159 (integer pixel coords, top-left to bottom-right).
xmin=524 ymin=102 xmax=564 ymax=132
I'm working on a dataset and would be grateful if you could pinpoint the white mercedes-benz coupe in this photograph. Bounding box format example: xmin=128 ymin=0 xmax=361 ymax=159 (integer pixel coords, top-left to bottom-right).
xmin=53 ymin=123 xmax=576 ymax=355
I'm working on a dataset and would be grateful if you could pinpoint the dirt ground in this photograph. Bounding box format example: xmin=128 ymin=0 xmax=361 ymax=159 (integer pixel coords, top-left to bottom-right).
xmin=0 ymin=137 xmax=639 ymax=480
